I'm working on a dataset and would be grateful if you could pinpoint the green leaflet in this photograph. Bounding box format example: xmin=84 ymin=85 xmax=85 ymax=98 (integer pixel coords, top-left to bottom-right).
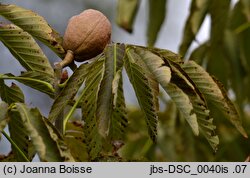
xmin=65 ymin=121 xmax=88 ymax=161
xmin=170 ymin=64 xmax=218 ymax=150
xmin=0 ymin=101 xmax=9 ymax=134
xmin=0 ymin=24 xmax=54 ymax=80
xmin=165 ymin=83 xmax=199 ymax=136
xmin=167 ymin=60 xmax=219 ymax=151
xmin=8 ymin=109 xmax=33 ymax=161
xmin=147 ymin=0 xmax=167 ymax=47
xmin=81 ymin=58 xmax=105 ymax=160
xmin=12 ymin=103 xmax=74 ymax=161
xmin=97 ymin=43 xmax=126 ymax=137
xmin=0 ymin=3 xmax=65 ymax=58
xmin=0 ymin=79 xmax=24 ymax=104
xmin=0 ymin=72 xmax=54 ymax=97
xmin=128 ymin=47 xmax=160 ymax=111
xmin=179 ymin=0 xmax=210 ymax=56
xmin=48 ymin=62 xmax=91 ymax=123
xmin=116 ymin=0 xmax=140 ymax=33
xmin=125 ymin=49 xmax=158 ymax=142
xmin=192 ymin=97 xmax=219 ymax=151
xmin=182 ymin=60 xmax=248 ymax=138
xmin=110 ymin=70 xmax=128 ymax=141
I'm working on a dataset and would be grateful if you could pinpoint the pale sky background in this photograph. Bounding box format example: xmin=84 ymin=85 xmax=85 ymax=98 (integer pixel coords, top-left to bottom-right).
xmin=0 ymin=0 xmax=211 ymax=155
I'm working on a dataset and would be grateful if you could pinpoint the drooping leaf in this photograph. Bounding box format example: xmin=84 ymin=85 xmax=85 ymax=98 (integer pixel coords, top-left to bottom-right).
xmin=97 ymin=44 xmax=125 ymax=137
xmin=167 ymin=59 xmax=219 ymax=150
xmin=0 ymin=101 xmax=9 ymax=134
xmin=116 ymin=0 xmax=140 ymax=33
xmin=110 ymin=70 xmax=128 ymax=140
xmin=1 ymin=72 xmax=54 ymax=97
xmin=193 ymin=99 xmax=219 ymax=151
xmin=48 ymin=62 xmax=91 ymax=123
xmin=169 ymin=57 xmax=219 ymax=152
xmin=130 ymin=47 xmax=162 ymax=111
xmin=182 ymin=60 xmax=248 ymax=138
xmin=179 ymin=0 xmax=210 ymax=56
xmin=134 ymin=48 xmax=199 ymax=135
xmin=81 ymin=57 xmax=105 ymax=160
xmin=147 ymin=0 xmax=167 ymax=47
xmin=65 ymin=121 xmax=88 ymax=161
xmin=165 ymin=83 xmax=199 ymax=136
xmin=125 ymin=50 xmax=158 ymax=142
xmin=0 ymin=3 xmax=65 ymax=58
xmin=170 ymin=65 xmax=218 ymax=150
xmin=0 ymin=23 xmax=54 ymax=80
xmin=12 ymin=103 xmax=74 ymax=161
xmin=0 ymin=79 xmax=24 ymax=104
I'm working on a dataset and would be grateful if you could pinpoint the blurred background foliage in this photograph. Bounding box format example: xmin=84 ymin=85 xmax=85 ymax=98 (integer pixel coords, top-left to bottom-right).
xmin=117 ymin=0 xmax=250 ymax=161
xmin=0 ymin=0 xmax=250 ymax=161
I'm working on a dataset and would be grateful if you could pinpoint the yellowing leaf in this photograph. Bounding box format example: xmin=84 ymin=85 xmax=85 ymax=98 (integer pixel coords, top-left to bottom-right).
xmin=182 ymin=60 xmax=248 ymax=138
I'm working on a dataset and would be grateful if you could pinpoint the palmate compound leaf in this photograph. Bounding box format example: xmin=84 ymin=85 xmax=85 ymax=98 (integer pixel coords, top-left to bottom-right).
xmin=135 ymin=47 xmax=219 ymax=150
xmin=97 ymin=43 xmax=126 ymax=138
xmin=182 ymin=60 xmax=248 ymax=138
xmin=134 ymin=47 xmax=198 ymax=135
xmin=81 ymin=57 xmax=105 ymax=160
xmin=125 ymin=47 xmax=158 ymax=142
xmin=0 ymin=3 xmax=65 ymax=58
xmin=163 ymin=54 xmax=219 ymax=151
xmin=0 ymin=23 xmax=54 ymax=81
xmin=48 ymin=61 xmax=93 ymax=123
xmin=11 ymin=103 xmax=74 ymax=161
xmin=126 ymin=47 xmax=160 ymax=110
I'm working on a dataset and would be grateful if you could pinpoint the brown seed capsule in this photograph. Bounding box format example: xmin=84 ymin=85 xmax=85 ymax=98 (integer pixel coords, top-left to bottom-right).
xmin=63 ymin=9 xmax=111 ymax=62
